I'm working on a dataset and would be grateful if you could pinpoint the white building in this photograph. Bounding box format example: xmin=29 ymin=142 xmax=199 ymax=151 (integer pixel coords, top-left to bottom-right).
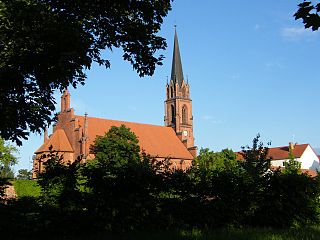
xmin=269 ymin=143 xmax=319 ymax=172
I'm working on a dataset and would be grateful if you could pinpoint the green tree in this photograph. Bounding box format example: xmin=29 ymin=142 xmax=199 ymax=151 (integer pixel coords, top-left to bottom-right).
xmin=16 ymin=169 xmax=32 ymax=180
xmin=0 ymin=0 xmax=172 ymax=145
xmin=295 ymin=1 xmax=320 ymax=31
xmin=240 ymin=134 xmax=271 ymax=177
xmin=0 ymin=137 xmax=18 ymax=178
xmin=284 ymin=148 xmax=301 ymax=174
xmin=192 ymin=148 xmax=238 ymax=172
xmin=37 ymin=150 xmax=81 ymax=209
xmin=188 ymin=148 xmax=246 ymax=227
xmin=82 ymin=125 xmax=167 ymax=231
xmin=237 ymin=134 xmax=274 ymax=225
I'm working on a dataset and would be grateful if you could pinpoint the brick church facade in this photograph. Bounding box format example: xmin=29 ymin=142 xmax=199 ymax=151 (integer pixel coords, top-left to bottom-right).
xmin=33 ymin=30 xmax=197 ymax=178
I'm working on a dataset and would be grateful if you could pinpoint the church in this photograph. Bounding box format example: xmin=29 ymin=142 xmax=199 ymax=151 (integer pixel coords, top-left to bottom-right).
xmin=33 ymin=30 xmax=197 ymax=177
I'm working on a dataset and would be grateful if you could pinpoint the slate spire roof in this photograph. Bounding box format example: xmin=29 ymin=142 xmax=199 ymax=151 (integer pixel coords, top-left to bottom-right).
xmin=171 ymin=28 xmax=184 ymax=86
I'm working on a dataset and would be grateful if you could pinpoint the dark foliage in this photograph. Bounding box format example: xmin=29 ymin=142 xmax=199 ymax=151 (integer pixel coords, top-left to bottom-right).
xmin=295 ymin=1 xmax=320 ymax=31
xmin=0 ymin=0 xmax=172 ymax=145
xmin=37 ymin=150 xmax=82 ymax=210
xmin=1 ymin=131 xmax=320 ymax=236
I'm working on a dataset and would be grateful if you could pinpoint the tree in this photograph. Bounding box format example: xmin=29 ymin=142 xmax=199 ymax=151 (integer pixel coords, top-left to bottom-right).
xmin=283 ymin=147 xmax=301 ymax=174
xmin=0 ymin=0 xmax=172 ymax=145
xmin=189 ymin=149 xmax=245 ymax=227
xmin=16 ymin=169 xmax=32 ymax=180
xmin=295 ymin=1 xmax=320 ymax=31
xmin=240 ymin=134 xmax=271 ymax=177
xmin=0 ymin=136 xmax=18 ymax=178
xmin=37 ymin=151 xmax=82 ymax=209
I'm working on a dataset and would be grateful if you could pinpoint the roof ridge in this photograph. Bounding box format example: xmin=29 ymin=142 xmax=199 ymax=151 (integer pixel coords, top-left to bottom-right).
xmin=269 ymin=143 xmax=309 ymax=149
xmin=75 ymin=115 xmax=171 ymax=129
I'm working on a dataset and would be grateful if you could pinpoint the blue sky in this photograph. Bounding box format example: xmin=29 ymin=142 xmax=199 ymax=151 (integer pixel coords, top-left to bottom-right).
xmin=15 ymin=1 xmax=320 ymax=171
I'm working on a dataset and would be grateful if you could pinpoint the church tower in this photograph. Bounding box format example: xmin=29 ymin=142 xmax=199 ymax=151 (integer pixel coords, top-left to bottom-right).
xmin=165 ymin=29 xmax=197 ymax=156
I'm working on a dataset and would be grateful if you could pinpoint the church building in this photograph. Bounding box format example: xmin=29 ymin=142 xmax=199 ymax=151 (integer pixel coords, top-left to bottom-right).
xmin=33 ymin=30 xmax=197 ymax=177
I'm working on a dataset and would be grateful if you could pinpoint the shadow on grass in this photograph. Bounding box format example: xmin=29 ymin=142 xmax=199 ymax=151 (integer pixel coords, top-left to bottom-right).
xmin=1 ymin=196 xmax=320 ymax=240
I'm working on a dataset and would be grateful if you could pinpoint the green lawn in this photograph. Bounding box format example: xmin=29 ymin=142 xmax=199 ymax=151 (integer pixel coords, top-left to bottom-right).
xmin=13 ymin=180 xmax=41 ymax=198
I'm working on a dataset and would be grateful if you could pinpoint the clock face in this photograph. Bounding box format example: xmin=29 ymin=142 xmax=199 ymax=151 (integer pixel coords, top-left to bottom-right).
xmin=183 ymin=130 xmax=188 ymax=137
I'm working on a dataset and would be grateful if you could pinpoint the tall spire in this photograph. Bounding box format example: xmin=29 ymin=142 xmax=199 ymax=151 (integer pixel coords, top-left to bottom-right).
xmin=171 ymin=27 xmax=184 ymax=86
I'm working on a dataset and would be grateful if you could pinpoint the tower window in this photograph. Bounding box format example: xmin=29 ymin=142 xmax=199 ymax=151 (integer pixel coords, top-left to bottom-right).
xmin=170 ymin=86 xmax=174 ymax=98
xmin=182 ymin=105 xmax=187 ymax=124
xmin=171 ymin=105 xmax=175 ymax=124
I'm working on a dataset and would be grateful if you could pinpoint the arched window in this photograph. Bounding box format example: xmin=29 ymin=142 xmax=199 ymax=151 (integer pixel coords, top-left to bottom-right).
xmin=171 ymin=105 xmax=175 ymax=124
xmin=182 ymin=105 xmax=187 ymax=124
xmin=167 ymin=87 xmax=169 ymax=98
xmin=170 ymin=86 xmax=174 ymax=98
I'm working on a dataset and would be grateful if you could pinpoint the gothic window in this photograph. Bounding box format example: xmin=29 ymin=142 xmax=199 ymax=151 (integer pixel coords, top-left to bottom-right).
xmin=171 ymin=105 xmax=175 ymax=124
xmin=170 ymin=86 xmax=174 ymax=98
xmin=167 ymin=87 xmax=169 ymax=98
xmin=182 ymin=105 xmax=187 ymax=124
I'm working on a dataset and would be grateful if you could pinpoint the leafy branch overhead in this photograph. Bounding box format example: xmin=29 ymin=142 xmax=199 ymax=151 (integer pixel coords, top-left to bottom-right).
xmin=295 ymin=1 xmax=320 ymax=30
xmin=0 ymin=0 xmax=172 ymax=145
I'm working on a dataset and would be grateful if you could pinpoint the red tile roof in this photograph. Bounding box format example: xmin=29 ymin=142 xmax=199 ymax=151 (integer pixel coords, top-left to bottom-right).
xmin=77 ymin=116 xmax=194 ymax=160
xmin=237 ymin=144 xmax=309 ymax=161
xmin=35 ymin=129 xmax=73 ymax=154
xmin=268 ymin=144 xmax=309 ymax=160
xmin=301 ymin=169 xmax=318 ymax=177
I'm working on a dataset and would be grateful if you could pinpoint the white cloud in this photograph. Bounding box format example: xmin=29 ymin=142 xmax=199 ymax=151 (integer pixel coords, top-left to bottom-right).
xmin=264 ymin=60 xmax=283 ymax=70
xmin=211 ymin=120 xmax=223 ymax=124
xmin=201 ymin=115 xmax=223 ymax=124
xmin=281 ymin=26 xmax=318 ymax=40
xmin=202 ymin=115 xmax=213 ymax=120
xmin=230 ymin=73 xmax=240 ymax=80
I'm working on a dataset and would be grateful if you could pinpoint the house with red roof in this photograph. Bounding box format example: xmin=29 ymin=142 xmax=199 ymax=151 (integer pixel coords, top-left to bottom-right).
xmin=237 ymin=143 xmax=319 ymax=176
xmin=268 ymin=143 xmax=319 ymax=172
xmin=33 ymin=30 xmax=197 ymax=178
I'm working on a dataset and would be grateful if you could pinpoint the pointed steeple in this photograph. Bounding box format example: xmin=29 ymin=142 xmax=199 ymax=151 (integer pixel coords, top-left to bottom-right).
xmin=171 ymin=27 xmax=184 ymax=86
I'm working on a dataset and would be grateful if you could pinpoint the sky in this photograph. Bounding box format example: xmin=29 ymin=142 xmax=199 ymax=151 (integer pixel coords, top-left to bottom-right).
xmin=15 ymin=0 xmax=320 ymax=172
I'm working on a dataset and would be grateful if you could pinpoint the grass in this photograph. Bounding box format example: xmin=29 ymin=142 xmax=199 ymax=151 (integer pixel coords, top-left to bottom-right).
xmin=123 ymin=227 xmax=320 ymax=240
xmin=4 ymin=226 xmax=320 ymax=240
xmin=13 ymin=180 xmax=41 ymax=198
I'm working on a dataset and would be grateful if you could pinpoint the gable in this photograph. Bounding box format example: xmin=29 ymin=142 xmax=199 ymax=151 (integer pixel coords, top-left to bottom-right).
xmin=35 ymin=129 xmax=74 ymax=154
xmin=77 ymin=116 xmax=194 ymax=160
